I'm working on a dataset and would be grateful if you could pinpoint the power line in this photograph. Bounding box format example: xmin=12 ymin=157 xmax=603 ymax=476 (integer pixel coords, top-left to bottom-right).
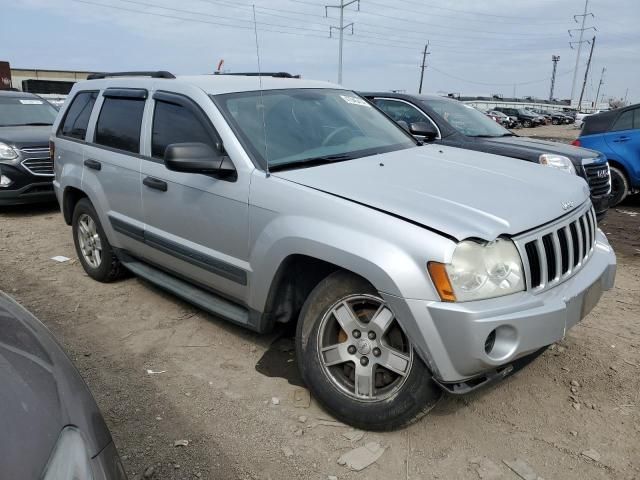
xmin=428 ymin=65 xmax=574 ymax=88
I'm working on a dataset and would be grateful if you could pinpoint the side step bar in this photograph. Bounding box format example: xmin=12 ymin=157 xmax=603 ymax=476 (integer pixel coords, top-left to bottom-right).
xmin=118 ymin=253 xmax=250 ymax=328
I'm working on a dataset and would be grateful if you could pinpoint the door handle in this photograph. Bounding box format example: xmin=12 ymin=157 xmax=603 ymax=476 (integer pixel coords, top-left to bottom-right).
xmin=84 ymin=159 xmax=102 ymax=171
xmin=143 ymin=176 xmax=168 ymax=192
xmin=613 ymin=136 xmax=630 ymax=143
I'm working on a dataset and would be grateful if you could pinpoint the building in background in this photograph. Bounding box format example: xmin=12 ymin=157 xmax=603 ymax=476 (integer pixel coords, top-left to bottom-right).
xmin=1 ymin=61 xmax=95 ymax=106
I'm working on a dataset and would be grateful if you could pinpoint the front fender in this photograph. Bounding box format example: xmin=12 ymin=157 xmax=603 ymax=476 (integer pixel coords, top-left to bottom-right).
xmin=248 ymin=214 xmax=450 ymax=312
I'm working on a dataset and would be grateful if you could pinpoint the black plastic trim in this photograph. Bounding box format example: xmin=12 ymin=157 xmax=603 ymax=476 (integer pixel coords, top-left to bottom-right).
xmin=88 ymin=71 xmax=175 ymax=80
xmin=108 ymin=215 xmax=145 ymax=242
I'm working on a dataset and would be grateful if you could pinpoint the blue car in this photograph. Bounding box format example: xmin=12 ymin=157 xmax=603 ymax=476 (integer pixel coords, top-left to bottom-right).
xmin=574 ymin=104 xmax=639 ymax=206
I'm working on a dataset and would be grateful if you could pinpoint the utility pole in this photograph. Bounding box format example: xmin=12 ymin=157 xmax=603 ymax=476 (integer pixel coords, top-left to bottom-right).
xmin=418 ymin=42 xmax=430 ymax=94
xmin=325 ymin=0 xmax=359 ymax=84
xmin=578 ymin=36 xmax=596 ymax=111
xmin=594 ymin=67 xmax=606 ymax=108
xmin=624 ymin=88 xmax=629 ymax=105
xmin=569 ymin=0 xmax=595 ymax=107
xmin=549 ymin=55 xmax=560 ymax=101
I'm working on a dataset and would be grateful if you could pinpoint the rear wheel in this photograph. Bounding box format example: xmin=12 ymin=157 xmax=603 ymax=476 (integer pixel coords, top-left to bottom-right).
xmin=552 ymin=118 xmax=559 ymax=125
xmin=523 ymin=119 xmax=532 ymax=128
xmin=72 ymin=198 xmax=126 ymax=282
xmin=296 ymin=271 xmax=442 ymax=431
xmin=609 ymin=166 xmax=629 ymax=207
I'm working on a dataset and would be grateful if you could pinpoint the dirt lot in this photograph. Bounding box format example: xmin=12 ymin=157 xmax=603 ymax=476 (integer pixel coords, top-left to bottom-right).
xmin=521 ymin=124 xmax=581 ymax=142
xmin=1 ymin=196 xmax=639 ymax=480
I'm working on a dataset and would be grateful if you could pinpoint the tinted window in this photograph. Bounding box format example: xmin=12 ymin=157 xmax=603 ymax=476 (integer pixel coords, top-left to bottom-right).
xmin=95 ymin=97 xmax=145 ymax=153
xmin=59 ymin=91 xmax=97 ymax=140
xmin=374 ymin=99 xmax=428 ymax=125
xmin=611 ymin=109 xmax=635 ymax=131
xmin=425 ymin=99 xmax=509 ymax=137
xmin=152 ymin=100 xmax=216 ymax=158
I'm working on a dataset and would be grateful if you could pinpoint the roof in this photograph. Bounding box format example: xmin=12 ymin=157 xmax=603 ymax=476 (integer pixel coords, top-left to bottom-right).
xmin=0 ymin=90 xmax=39 ymax=98
xmin=75 ymin=74 xmax=341 ymax=95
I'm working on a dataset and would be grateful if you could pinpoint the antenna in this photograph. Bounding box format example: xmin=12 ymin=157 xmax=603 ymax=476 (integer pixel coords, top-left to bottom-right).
xmin=252 ymin=4 xmax=270 ymax=176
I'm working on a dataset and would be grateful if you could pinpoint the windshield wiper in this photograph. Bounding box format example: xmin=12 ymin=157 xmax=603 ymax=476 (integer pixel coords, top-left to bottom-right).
xmin=469 ymin=133 xmax=514 ymax=138
xmin=270 ymin=153 xmax=356 ymax=172
xmin=22 ymin=122 xmax=53 ymax=126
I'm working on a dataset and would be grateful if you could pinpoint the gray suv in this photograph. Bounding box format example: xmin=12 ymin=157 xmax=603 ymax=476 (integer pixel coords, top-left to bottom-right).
xmin=52 ymin=71 xmax=616 ymax=431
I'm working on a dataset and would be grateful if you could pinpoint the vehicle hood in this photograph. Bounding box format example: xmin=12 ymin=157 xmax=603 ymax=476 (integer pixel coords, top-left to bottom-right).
xmin=0 ymin=126 xmax=52 ymax=148
xmin=477 ymin=136 xmax=603 ymax=164
xmin=274 ymin=145 xmax=590 ymax=241
xmin=0 ymin=292 xmax=111 ymax=479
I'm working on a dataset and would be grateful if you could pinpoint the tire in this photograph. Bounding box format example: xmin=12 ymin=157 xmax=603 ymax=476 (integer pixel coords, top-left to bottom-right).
xmin=523 ymin=119 xmax=532 ymax=128
xmin=296 ymin=271 xmax=442 ymax=431
xmin=552 ymin=119 xmax=559 ymax=125
xmin=609 ymin=166 xmax=629 ymax=207
xmin=72 ymin=198 xmax=126 ymax=282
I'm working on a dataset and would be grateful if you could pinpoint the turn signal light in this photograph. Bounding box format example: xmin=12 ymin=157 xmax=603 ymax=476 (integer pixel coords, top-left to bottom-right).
xmin=571 ymin=139 xmax=581 ymax=147
xmin=427 ymin=262 xmax=456 ymax=302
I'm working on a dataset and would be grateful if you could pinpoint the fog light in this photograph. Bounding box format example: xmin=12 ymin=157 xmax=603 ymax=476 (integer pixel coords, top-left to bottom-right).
xmin=0 ymin=174 xmax=12 ymax=188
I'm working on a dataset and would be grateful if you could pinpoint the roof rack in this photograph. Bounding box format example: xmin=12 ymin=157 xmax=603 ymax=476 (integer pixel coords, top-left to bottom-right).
xmin=86 ymin=71 xmax=176 ymax=80
xmin=214 ymin=72 xmax=301 ymax=79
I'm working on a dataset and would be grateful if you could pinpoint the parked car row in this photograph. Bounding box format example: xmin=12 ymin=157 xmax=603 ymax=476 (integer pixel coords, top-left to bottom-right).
xmin=0 ymin=72 xmax=628 ymax=477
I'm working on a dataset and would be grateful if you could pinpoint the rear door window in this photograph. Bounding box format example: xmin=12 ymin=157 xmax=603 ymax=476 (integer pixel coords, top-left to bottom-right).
xmin=611 ymin=110 xmax=634 ymax=132
xmin=151 ymin=100 xmax=216 ymax=158
xmin=95 ymin=97 xmax=145 ymax=153
xmin=59 ymin=91 xmax=98 ymax=140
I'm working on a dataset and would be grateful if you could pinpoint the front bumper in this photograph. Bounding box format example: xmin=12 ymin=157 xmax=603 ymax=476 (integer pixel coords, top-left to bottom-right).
xmin=385 ymin=230 xmax=616 ymax=383
xmin=0 ymin=163 xmax=56 ymax=206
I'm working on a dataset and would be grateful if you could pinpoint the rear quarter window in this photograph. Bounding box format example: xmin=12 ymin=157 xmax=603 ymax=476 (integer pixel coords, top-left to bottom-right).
xmin=58 ymin=91 xmax=98 ymax=140
xmin=95 ymin=97 xmax=145 ymax=153
xmin=610 ymin=109 xmax=635 ymax=132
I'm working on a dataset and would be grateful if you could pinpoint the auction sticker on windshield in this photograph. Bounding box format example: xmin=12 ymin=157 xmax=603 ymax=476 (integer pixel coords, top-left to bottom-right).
xmin=340 ymin=95 xmax=371 ymax=107
xmin=19 ymin=99 xmax=44 ymax=105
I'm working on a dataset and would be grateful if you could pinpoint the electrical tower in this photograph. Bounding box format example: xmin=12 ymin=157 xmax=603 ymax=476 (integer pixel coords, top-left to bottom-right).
xmin=418 ymin=42 xmax=430 ymax=94
xmin=549 ymin=55 xmax=560 ymax=101
xmin=325 ymin=0 xmax=359 ymax=84
xmin=578 ymin=36 xmax=596 ymax=111
xmin=569 ymin=0 xmax=596 ymax=107
xmin=595 ymin=67 xmax=606 ymax=108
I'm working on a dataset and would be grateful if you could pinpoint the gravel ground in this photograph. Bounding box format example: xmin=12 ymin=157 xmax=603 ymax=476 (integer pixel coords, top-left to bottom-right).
xmin=513 ymin=124 xmax=580 ymax=143
xmin=0 ymin=195 xmax=638 ymax=480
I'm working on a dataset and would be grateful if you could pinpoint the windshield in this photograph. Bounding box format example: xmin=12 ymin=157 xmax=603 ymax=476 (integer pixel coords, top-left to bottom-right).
xmin=422 ymin=99 xmax=511 ymax=137
xmin=214 ymin=89 xmax=416 ymax=169
xmin=0 ymin=96 xmax=58 ymax=127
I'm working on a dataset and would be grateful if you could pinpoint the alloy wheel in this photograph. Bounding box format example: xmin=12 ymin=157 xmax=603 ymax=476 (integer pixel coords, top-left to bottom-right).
xmin=316 ymin=295 xmax=413 ymax=402
xmin=77 ymin=213 xmax=103 ymax=268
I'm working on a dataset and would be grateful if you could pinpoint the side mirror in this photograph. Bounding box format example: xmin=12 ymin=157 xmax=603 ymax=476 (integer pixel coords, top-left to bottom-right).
xmin=396 ymin=120 xmax=410 ymax=131
xmin=409 ymin=122 xmax=438 ymax=141
xmin=164 ymin=142 xmax=235 ymax=177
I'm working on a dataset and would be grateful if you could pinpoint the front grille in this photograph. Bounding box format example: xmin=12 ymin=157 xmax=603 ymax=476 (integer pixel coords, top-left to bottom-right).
xmin=20 ymin=147 xmax=54 ymax=176
xmin=583 ymin=162 xmax=610 ymax=197
xmin=514 ymin=203 xmax=597 ymax=292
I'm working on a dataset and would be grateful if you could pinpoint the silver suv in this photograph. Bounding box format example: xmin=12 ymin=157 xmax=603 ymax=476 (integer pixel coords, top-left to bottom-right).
xmin=52 ymin=71 xmax=616 ymax=431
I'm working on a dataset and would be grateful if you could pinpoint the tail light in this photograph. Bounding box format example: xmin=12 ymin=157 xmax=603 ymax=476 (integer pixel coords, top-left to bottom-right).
xmin=571 ymin=139 xmax=581 ymax=147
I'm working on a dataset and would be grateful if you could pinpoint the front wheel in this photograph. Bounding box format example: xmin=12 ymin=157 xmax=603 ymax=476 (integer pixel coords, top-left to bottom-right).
xmin=523 ymin=119 xmax=532 ymax=128
xmin=609 ymin=166 xmax=629 ymax=207
xmin=296 ymin=271 xmax=442 ymax=431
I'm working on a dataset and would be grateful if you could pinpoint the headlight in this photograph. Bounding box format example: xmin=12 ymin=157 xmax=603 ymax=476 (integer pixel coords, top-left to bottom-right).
xmin=42 ymin=427 xmax=93 ymax=480
xmin=539 ymin=154 xmax=576 ymax=175
xmin=0 ymin=142 xmax=18 ymax=160
xmin=428 ymin=238 xmax=525 ymax=302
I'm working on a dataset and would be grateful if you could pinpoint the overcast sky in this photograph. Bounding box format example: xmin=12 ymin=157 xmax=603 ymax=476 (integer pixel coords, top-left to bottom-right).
xmin=2 ymin=0 xmax=638 ymax=103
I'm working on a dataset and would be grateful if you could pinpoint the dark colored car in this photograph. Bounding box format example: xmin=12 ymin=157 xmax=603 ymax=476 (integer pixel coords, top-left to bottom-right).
xmin=0 ymin=90 xmax=58 ymax=206
xmin=573 ymin=104 xmax=640 ymax=206
xmin=493 ymin=106 xmax=544 ymax=128
xmin=532 ymin=109 xmax=572 ymax=125
xmin=0 ymin=291 xmax=127 ymax=479
xmin=361 ymin=92 xmax=611 ymax=219
xmin=488 ymin=110 xmax=519 ymax=129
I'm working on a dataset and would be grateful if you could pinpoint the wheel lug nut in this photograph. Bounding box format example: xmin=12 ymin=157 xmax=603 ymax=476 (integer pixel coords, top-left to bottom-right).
xmin=352 ymin=330 xmax=361 ymax=339
xmin=360 ymin=356 xmax=369 ymax=366
xmin=373 ymin=347 xmax=381 ymax=357
xmin=347 ymin=345 xmax=357 ymax=355
xmin=368 ymin=331 xmax=376 ymax=340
